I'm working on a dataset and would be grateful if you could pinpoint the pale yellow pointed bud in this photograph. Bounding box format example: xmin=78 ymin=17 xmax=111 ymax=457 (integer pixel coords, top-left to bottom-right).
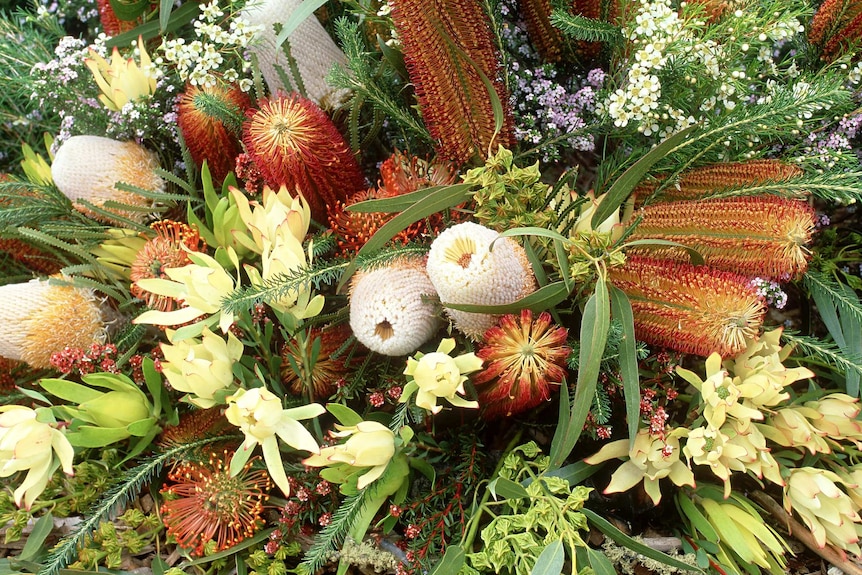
xmin=161 ymin=328 xmax=244 ymax=408
xmin=402 ymin=338 xmax=482 ymax=414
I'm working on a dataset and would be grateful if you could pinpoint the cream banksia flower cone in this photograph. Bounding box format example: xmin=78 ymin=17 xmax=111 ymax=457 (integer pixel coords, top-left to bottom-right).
xmin=51 ymin=135 xmax=164 ymax=224
xmin=241 ymin=0 xmax=348 ymax=108
xmin=426 ymin=222 xmax=536 ymax=339
xmin=0 ymin=278 xmax=106 ymax=369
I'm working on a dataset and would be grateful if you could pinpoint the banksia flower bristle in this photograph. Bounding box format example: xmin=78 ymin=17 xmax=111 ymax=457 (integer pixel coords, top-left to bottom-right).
xmin=51 ymin=135 xmax=163 ymax=224
xmin=627 ymin=195 xmax=816 ymax=278
xmin=571 ymin=0 xmax=605 ymax=59
xmin=0 ymin=278 xmax=107 ymax=369
xmin=474 ymin=310 xmax=569 ymax=419
xmin=96 ymin=0 xmax=137 ymax=36
xmin=281 ymin=323 xmax=361 ymax=399
xmin=809 ymin=0 xmax=862 ymax=60
xmin=609 ymin=256 xmax=766 ymax=358
xmin=378 ymin=151 xmax=458 ymax=197
xmin=161 ymin=450 xmax=271 ymax=556
xmin=633 ymin=160 xmax=804 ymax=204
xmin=158 ymin=408 xmax=230 ymax=449
xmin=521 ymin=0 xmax=564 ymax=62
xmin=0 ymin=238 xmax=62 ymax=275
xmin=390 ymin=0 xmax=514 ymax=166
xmin=242 ymin=93 xmax=366 ymax=222
xmin=130 ymin=221 xmax=203 ymax=311
xmin=240 ymin=0 xmax=349 ymax=107
xmin=177 ymin=82 xmax=251 ymax=183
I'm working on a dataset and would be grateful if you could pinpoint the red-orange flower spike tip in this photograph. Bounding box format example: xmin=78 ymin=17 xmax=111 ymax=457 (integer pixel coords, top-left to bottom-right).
xmin=160 ymin=450 xmax=271 ymax=556
xmin=281 ymin=323 xmax=362 ymax=399
xmin=96 ymin=0 xmax=137 ymax=36
xmin=390 ymin=0 xmax=515 ymax=166
xmin=633 ymin=159 xmax=804 ymax=204
xmin=822 ymin=8 xmax=862 ymax=61
xmin=0 ymin=239 xmax=63 ymax=275
xmin=810 ymin=0 xmax=862 ymax=59
xmin=378 ymin=150 xmax=458 ymax=197
xmin=177 ymin=82 xmax=251 ymax=183
xmin=474 ymin=309 xmax=569 ymax=419
xmin=242 ymin=93 xmax=367 ymax=222
xmin=628 ymin=195 xmax=816 ymax=279
xmin=571 ymin=0 xmax=605 ymax=59
xmin=521 ymin=0 xmax=564 ymax=62
xmin=609 ymin=256 xmax=766 ymax=358
xmin=130 ymin=220 xmax=203 ymax=312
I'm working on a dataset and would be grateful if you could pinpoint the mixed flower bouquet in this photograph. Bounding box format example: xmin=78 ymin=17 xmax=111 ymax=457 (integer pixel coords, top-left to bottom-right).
xmin=1 ymin=0 xmax=862 ymax=573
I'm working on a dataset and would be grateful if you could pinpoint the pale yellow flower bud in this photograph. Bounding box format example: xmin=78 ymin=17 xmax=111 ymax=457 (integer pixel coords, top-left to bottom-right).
xmin=303 ymin=421 xmax=397 ymax=489
xmin=161 ymin=328 xmax=244 ymax=408
xmin=401 ymin=338 xmax=482 ymax=414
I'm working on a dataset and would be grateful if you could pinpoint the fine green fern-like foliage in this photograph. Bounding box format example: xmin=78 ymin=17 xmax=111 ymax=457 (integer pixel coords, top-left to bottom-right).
xmin=781 ymin=331 xmax=862 ymax=380
xmin=296 ymin=487 xmax=371 ymax=575
xmin=550 ymin=11 xmax=623 ymax=44
xmin=38 ymin=435 xmax=239 ymax=575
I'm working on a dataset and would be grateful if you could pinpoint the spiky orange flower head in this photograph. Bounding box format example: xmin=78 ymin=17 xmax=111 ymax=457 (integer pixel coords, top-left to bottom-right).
xmin=0 ymin=238 xmax=63 ymax=275
xmin=391 ymin=0 xmax=514 ymax=166
xmin=609 ymin=256 xmax=766 ymax=358
xmin=281 ymin=323 xmax=362 ymax=400
xmin=157 ymin=408 xmax=231 ymax=449
xmin=329 ymin=152 xmax=460 ymax=256
xmin=96 ymin=0 xmax=138 ymax=36
xmin=130 ymin=221 xmax=202 ymax=311
xmin=474 ymin=310 xmax=569 ymax=419
xmin=627 ymin=195 xmax=816 ymax=278
xmin=51 ymin=135 xmax=164 ymax=224
xmin=632 ymin=160 xmax=804 ymax=204
xmin=161 ymin=450 xmax=271 ymax=557
xmin=242 ymin=93 xmax=366 ymax=222
xmin=0 ymin=278 xmax=106 ymax=369
xmin=177 ymin=82 xmax=251 ymax=183
xmin=520 ymin=0 xmax=564 ymax=62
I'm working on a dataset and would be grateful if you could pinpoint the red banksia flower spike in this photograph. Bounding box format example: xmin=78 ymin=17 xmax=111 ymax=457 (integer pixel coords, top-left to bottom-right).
xmin=520 ymin=0 xmax=564 ymax=62
xmin=474 ymin=309 xmax=569 ymax=419
xmin=632 ymin=159 xmax=804 ymax=204
xmin=161 ymin=450 xmax=271 ymax=556
xmin=390 ymin=0 xmax=515 ymax=166
xmin=809 ymin=0 xmax=862 ymax=60
xmin=130 ymin=220 xmax=203 ymax=312
xmin=609 ymin=256 xmax=766 ymax=358
xmin=242 ymin=94 xmax=366 ymax=222
xmin=627 ymin=195 xmax=816 ymax=278
xmin=177 ymin=82 xmax=251 ymax=183
xmin=0 ymin=239 xmax=63 ymax=275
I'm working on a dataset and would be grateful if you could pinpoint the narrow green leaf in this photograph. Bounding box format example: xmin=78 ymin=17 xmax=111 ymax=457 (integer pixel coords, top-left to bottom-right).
xmin=548 ymin=377 xmax=571 ymax=471
xmin=839 ymin=282 xmax=861 ymax=396
xmin=151 ymin=556 xmax=168 ymax=575
xmin=274 ymin=0 xmax=330 ymax=48
xmin=337 ymin=184 xmax=473 ymax=291
xmin=531 ymin=540 xmax=564 ymax=575
xmin=583 ymin=508 xmax=705 ymax=573
xmin=586 ymin=547 xmax=617 ymax=575
xmin=488 ymin=477 xmax=530 ymax=500
xmin=38 ymin=379 xmax=103 ymax=404
xmin=19 ymin=512 xmax=53 ymax=562
xmin=180 ymin=528 xmax=275 ymax=566
xmin=346 ymin=184 xmax=463 ymax=213
xmin=497 ymin=226 xmax=570 ymax=244
xmin=592 ymin=125 xmax=697 ymax=228
xmin=442 ymin=281 xmax=571 ymax=314
xmin=430 ymin=545 xmax=466 ymax=575
xmin=620 ymin=238 xmax=704 ymax=266
xmin=677 ymin=493 xmax=719 ymax=543
xmin=609 ymin=286 xmax=640 ymax=445
xmin=549 ymin=277 xmax=610 ymax=469
xmin=810 ymin=281 xmax=846 ymax=348
xmin=106 ymin=1 xmax=200 ymax=47
xmin=541 ymin=460 xmax=601 ymax=487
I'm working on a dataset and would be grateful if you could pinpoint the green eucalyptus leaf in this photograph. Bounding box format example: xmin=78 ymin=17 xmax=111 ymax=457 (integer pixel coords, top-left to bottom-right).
xmin=488 ymin=477 xmax=530 ymax=501
xmin=530 ymin=540 xmax=564 ymax=575
xmin=19 ymin=512 xmax=53 ymax=562
xmin=609 ymin=285 xmax=640 ymax=445
xmin=326 ymin=403 xmax=363 ymax=426
xmin=429 ymin=545 xmax=465 ymax=575
xmin=442 ymin=281 xmax=571 ymax=314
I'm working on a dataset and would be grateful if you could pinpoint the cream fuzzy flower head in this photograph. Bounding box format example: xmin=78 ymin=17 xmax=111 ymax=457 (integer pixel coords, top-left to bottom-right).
xmin=51 ymin=135 xmax=164 ymax=224
xmin=349 ymin=259 xmax=442 ymax=356
xmin=241 ymin=0 xmax=349 ymax=108
xmin=426 ymin=222 xmax=536 ymax=339
xmin=0 ymin=278 xmax=106 ymax=369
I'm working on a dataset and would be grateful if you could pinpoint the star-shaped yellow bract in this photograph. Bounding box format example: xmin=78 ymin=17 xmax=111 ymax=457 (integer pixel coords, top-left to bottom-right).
xmin=401 ymin=338 xmax=482 ymax=414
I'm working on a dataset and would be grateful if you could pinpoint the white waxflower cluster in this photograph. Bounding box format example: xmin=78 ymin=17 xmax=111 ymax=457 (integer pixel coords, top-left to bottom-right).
xmin=158 ymin=0 xmax=261 ymax=91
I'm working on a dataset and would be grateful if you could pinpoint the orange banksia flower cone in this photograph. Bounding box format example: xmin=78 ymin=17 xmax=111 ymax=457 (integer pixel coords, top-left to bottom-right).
xmin=521 ymin=0 xmax=564 ymax=62
xmin=609 ymin=256 xmax=766 ymax=358
xmin=809 ymin=0 xmax=862 ymax=60
xmin=177 ymin=82 xmax=251 ymax=183
xmin=242 ymin=93 xmax=366 ymax=222
xmin=628 ymin=195 xmax=816 ymax=278
xmin=633 ymin=159 xmax=804 ymax=203
xmin=390 ymin=0 xmax=515 ymax=166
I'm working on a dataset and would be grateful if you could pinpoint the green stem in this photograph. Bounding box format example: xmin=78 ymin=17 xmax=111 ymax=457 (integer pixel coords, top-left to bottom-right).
xmin=460 ymin=429 xmax=523 ymax=551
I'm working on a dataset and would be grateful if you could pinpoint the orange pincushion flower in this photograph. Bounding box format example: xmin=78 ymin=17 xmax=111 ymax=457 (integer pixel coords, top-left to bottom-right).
xmin=161 ymin=450 xmax=271 ymax=556
xmin=390 ymin=0 xmax=514 ymax=166
xmin=130 ymin=221 xmax=202 ymax=311
xmin=281 ymin=323 xmax=362 ymax=400
xmin=242 ymin=93 xmax=366 ymax=222
xmin=609 ymin=256 xmax=766 ymax=358
xmin=474 ymin=310 xmax=569 ymax=419
xmin=627 ymin=195 xmax=816 ymax=278
xmin=177 ymin=82 xmax=251 ymax=183
xmin=378 ymin=151 xmax=458 ymax=197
